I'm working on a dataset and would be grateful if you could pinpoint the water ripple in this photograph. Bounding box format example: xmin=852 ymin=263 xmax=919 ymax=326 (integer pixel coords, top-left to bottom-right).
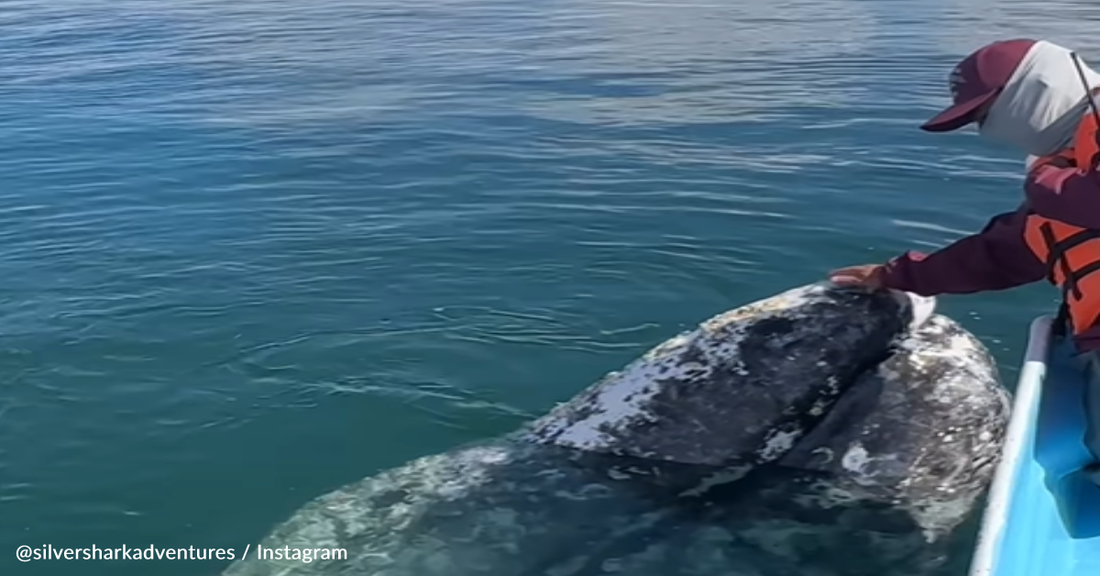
xmin=0 ymin=0 xmax=1096 ymax=574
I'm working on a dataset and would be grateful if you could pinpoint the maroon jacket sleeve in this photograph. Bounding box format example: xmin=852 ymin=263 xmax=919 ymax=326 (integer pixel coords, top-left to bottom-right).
xmin=1025 ymin=164 xmax=1100 ymax=229
xmin=877 ymin=207 xmax=1047 ymax=296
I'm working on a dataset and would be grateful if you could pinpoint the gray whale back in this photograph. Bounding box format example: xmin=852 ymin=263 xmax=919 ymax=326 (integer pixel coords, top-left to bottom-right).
xmin=523 ymin=283 xmax=926 ymax=469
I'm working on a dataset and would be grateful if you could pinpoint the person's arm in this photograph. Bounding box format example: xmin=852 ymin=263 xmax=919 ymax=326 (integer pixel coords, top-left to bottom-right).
xmin=1025 ymin=163 xmax=1100 ymax=229
xmin=878 ymin=208 xmax=1047 ymax=296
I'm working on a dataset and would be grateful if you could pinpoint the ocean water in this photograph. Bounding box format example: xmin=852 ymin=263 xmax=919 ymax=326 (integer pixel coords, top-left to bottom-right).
xmin=2 ymin=0 xmax=1099 ymax=574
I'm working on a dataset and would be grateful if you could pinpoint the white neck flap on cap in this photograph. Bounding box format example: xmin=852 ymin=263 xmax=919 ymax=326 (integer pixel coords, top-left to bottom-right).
xmin=979 ymin=40 xmax=1100 ymax=158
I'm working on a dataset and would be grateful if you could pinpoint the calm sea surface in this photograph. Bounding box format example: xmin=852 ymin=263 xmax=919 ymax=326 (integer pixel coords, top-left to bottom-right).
xmin=3 ymin=0 xmax=1100 ymax=574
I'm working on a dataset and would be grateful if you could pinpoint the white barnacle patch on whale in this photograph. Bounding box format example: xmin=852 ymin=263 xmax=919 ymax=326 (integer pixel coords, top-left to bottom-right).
xmin=840 ymin=442 xmax=870 ymax=474
xmin=520 ymin=330 xmax=694 ymax=449
xmin=677 ymin=464 xmax=753 ymax=497
xmin=758 ymin=425 xmax=802 ymax=462
xmin=518 ymin=299 xmax=764 ymax=455
xmin=428 ymin=445 xmax=514 ymax=499
xmin=787 ymin=479 xmax=861 ymax=509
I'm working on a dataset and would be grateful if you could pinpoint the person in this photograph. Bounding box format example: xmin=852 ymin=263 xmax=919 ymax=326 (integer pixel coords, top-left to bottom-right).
xmin=826 ymin=38 xmax=1100 ymax=483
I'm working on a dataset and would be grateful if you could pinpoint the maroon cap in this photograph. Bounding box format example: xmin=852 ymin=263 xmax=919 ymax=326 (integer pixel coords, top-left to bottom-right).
xmin=921 ymin=39 xmax=1037 ymax=132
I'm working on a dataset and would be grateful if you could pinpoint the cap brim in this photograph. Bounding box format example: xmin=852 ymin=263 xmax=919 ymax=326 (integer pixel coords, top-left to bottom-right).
xmin=920 ymin=90 xmax=998 ymax=132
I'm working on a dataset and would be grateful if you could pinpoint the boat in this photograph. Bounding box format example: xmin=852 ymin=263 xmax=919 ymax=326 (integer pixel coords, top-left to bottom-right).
xmin=969 ymin=315 xmax=1100 ymax=576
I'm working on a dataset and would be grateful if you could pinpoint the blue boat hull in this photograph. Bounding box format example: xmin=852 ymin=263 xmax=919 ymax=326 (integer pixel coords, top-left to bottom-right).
xmin=969 ymin=316 xmax=1100 ymax=576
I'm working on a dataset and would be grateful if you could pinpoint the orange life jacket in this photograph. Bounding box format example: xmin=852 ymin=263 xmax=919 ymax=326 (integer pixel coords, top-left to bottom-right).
xmin=1023 ymin=111 xmax=1100 ymax=335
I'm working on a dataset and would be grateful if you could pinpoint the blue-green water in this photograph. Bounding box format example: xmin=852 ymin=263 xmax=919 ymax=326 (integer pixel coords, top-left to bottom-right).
xmin=2 ymin=0 xmax=1098 ymax=574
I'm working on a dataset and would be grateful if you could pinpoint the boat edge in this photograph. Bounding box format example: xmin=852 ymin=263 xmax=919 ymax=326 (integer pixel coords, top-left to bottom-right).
xmin=967 ymin=314 xmax=1054 ymax=576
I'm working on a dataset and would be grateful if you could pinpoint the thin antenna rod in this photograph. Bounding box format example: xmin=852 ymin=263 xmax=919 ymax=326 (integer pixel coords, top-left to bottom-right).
xmin=1071 ymin=51 xmax=1100 ymax=126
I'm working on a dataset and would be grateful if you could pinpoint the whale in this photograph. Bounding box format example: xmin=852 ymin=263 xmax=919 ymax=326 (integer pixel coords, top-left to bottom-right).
xmin=563 ymin=312 xmax=1011 ymax=576
xmin=218 ymin=283 xmax=1008 ymax=576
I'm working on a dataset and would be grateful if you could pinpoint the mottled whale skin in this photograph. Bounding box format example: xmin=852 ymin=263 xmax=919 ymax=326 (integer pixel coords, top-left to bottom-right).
xmin=594 ymin=312 xmax=1011 ymax=576
xmin=522 ymin=282 xmax=934 ymax=469
xmin=218 ymin=283 xmax=1006 ymax=576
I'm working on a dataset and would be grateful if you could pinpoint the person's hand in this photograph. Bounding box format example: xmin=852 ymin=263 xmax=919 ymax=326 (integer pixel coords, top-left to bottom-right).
xmin=828 ymin=264 xmax=886 ymax=289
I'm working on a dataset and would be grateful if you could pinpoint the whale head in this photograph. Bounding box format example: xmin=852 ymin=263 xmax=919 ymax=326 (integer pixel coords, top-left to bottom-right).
xmin=523 ymin=283 xmax=938 ymax=473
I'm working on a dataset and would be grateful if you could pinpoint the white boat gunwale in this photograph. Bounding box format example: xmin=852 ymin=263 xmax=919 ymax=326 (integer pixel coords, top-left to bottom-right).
xmin=968 ymin=314 xmax=1053 ymax=576
xmin=968 ymin=314 xmax=1100 ymax=576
